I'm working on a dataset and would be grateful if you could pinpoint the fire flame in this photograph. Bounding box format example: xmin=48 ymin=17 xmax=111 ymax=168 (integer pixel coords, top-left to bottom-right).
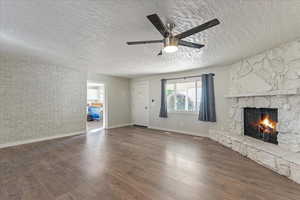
xmin=261 ymin=117 xmax=275 ymax=129
xmin=257 ymin=115 xmax=277 ymax=134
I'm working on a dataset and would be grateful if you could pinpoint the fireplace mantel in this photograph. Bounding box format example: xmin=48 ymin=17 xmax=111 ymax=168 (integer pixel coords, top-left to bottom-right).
xmin=225 ymin=89 xmax=299 ymax=98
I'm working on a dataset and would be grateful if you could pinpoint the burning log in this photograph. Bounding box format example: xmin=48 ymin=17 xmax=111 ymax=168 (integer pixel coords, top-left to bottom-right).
xmin=256 ymin=115 xmax=277 ymax=134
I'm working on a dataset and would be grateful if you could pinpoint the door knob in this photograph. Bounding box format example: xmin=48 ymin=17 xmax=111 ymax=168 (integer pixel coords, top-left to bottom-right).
xmin=145 ymin=106 xmax=148 ymax=110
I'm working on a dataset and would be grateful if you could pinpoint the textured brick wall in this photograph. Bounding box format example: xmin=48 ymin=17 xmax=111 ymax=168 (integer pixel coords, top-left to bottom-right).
xmin=0 ymin=58 xmax=87 ymax=145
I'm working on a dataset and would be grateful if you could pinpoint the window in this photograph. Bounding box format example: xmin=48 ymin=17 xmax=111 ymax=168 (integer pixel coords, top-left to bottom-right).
xmin=87 ymin=86 xmax=104 ymax=104
xmin=87 ymin=88 xmax=99 ymax=101
xmin=166 ymin=79 xmax=202 ymax=113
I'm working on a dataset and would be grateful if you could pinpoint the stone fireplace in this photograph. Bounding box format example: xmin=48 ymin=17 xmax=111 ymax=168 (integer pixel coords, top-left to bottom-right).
xmin=209 ymin=38 xmax=300 ymax=184
xmin=226 ymin=95 xmax=300 ymax=153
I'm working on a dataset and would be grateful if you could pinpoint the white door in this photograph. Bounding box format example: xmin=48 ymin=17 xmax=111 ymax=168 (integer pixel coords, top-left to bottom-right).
xmin=131 ymin=81 xmax=149 ymax=126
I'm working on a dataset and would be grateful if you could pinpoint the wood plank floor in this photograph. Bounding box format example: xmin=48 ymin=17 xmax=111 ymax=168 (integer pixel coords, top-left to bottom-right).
xmin=1 ymin=126 xmax=300 ymax=200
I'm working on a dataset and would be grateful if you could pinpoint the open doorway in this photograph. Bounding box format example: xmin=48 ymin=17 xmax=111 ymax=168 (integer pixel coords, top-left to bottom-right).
xmin=87 ymin=82 xmax=105 ymax=132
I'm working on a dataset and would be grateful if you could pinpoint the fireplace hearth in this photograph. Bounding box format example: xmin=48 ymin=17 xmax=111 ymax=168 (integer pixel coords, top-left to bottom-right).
xmin=244 ymin=108 xmax=278 ymax=144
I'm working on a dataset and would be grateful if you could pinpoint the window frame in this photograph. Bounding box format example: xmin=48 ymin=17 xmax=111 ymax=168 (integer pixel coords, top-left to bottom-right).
xmin=166 ymin=78 xmax=202 ymax=114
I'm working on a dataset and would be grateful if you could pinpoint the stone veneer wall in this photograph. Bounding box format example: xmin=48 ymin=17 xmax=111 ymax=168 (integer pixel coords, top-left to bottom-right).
xmin=0 ymin=57 xmax=87 ymax=146
xmin=210 ymin=38 xmax=300 ymax=184
xmin=229 ymin=39 xmax=300 ymax=94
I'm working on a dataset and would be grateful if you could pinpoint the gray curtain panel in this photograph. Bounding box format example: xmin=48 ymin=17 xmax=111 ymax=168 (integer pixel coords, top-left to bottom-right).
xmin=198 ymin=73 xmax=216 ymax=122
xmin=159 ymin=79 xmax=168 ymax=118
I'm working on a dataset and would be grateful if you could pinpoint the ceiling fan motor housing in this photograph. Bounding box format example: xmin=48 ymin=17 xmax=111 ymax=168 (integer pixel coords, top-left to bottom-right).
xmin=164 ymin=36 xmax=178 ymax=48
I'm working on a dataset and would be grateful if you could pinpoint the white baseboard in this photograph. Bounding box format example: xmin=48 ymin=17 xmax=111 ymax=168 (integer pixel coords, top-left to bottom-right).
xmin=0 ymin=131 xmax=85 ymax=149
xmin=148 ymin=126 xmax=208 ymax=137
xmin=107 ymin=123 xmax=133 ymax=129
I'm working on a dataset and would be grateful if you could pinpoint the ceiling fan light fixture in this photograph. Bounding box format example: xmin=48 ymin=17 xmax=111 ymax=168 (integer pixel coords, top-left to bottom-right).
xmin=163 ymin=45 xmax=178 ymax=53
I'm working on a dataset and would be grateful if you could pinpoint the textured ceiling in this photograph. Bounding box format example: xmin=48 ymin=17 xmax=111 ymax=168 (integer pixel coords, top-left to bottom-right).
xmin=1 ymin=0 xmax=300 ymax=77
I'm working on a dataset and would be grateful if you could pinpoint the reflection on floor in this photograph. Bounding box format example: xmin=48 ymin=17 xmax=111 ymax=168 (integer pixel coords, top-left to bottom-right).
xmin=87 ymin=120 xmax=103 ymax=132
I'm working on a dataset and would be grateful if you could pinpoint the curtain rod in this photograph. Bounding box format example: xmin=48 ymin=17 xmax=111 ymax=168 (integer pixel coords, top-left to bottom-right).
xmin=163 ymin=73 xmax=215 ymax=81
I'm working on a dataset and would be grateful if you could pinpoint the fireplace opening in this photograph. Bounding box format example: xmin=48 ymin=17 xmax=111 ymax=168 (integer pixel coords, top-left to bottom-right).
xmin=244 ymin=108 xmax=278 ymax=144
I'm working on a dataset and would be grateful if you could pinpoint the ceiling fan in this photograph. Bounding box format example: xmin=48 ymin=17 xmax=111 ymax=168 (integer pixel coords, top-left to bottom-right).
xmin=126 ymin=14 xmax=220 ymax=55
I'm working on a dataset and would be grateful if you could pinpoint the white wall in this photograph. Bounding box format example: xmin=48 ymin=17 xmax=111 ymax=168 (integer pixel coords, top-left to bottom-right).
xmin=131 ymin=66 xmax=230 ymax=137
xmin=0 ymin=55 xmax=87 ymax=147
xmin=88 ymin=73 xmax=131 ymax=128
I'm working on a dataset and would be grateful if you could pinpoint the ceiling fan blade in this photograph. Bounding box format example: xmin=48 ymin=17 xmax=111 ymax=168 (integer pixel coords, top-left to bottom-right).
xmin=175 ymin=18 xmax=220 ymax=39
xmin=157 ymin=50 xmax=162 ymax=56
xmin=147 ymin=14 xmax=168 ymax=37
xmin=178 ymin=40 xmax=205 ymax=49
xmin=126 ymin=40 xmax=163 ymax=45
